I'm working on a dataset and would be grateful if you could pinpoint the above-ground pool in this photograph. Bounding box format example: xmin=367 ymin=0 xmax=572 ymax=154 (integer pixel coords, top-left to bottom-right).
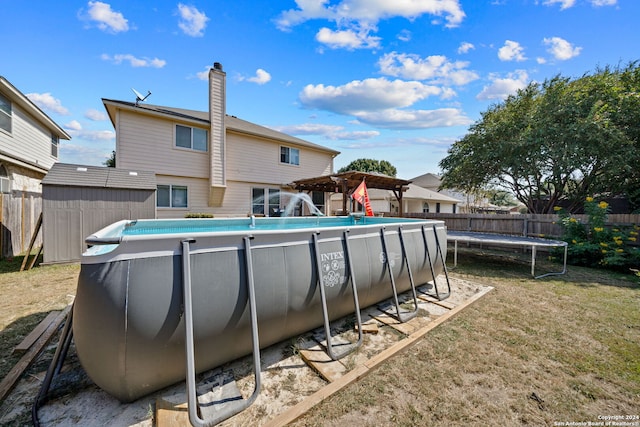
xmin=73 ymin=215 xmax=448 ymax=405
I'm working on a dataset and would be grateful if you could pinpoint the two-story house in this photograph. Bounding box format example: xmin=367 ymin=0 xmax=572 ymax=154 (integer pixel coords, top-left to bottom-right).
xmin=0 ymin=76 xmax=70 ymax=256
xmin=104 ymin=62 xmax=340 ymax=218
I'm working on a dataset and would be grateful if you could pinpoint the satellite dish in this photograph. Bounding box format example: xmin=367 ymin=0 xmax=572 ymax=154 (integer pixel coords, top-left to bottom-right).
xmin=131 ymin=88 xmax=151 ymax=105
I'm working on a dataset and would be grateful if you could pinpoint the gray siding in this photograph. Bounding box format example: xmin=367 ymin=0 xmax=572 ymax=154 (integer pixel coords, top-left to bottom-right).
xmin=42 ymin=186 xmax=155 ymax=264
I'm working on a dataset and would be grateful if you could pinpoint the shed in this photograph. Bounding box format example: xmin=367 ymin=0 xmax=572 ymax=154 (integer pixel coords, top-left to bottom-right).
xmin=41 ymin=163 xmax=156 ymax=264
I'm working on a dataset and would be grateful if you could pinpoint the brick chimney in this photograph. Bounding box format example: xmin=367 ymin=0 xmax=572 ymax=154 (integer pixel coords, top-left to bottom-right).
xmin=208 ymin=62 xmax=226 ymax=206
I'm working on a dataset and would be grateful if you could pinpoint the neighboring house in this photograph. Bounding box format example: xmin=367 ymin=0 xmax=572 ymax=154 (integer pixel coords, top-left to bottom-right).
xmin=410 ymin=172 xmax=509 ymax=214
xmin=0 ymin=76 xmax=71 ymax=257
xmin=103 ymin=62 xmax=340 ymax=218
xmin=329 ymin=182 xmax=461 ymax=216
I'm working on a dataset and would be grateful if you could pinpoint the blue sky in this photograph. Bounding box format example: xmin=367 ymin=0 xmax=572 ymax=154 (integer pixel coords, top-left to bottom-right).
xmin=3 ymin=0 xmax=638 ymax=179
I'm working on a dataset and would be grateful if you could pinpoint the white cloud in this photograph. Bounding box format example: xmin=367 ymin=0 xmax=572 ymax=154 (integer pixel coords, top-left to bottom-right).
xmin=457 ymin=42 xmax=474 ymax=54
xmin=590 ymin=0 xmax=616 ymax=5
xmin=498 ymin=40 xmax=526 ymax=62
xmin=543 ymin=0 xmax=576 ymax=10
xmin=65 ymin=120 xmax=82 ymax=131
xmin=397 ymin=29 xmax=412 ymax=42
xmin=315 ymin=27 xmax=381 ymax=50
xmin=81 ymin=1 xmax=129 ymax=33
xmin=177 ymin=4 xmax=209 ymax=37
xmin=247 ymin=69 xmax=272 ymax=85
xmin=353 ymin=108 xmax=472 ymax=130
xmin=271 ymin=123 xmax=380 ymax=140
xmin=378 ymin=52 xmax=479 ymax=86
xmin=101 ymin=53 xmax=166 ymax=68
xmin=25 ymin=93 xmax=69 ymax=115
xmin=476 ymin=70 xmax=529 ymax=101
xmin=300 ymin=77 xmax=445 ymax=114
xmin=277 ymin=0 xmax=465 ymax=29
xmin=85 ymin=109 xmax=108 ymax=121
xmin=543 ymin=36 xmax=582 ymax=60
xmin=275 ymin=0 xmax=465 ymax=50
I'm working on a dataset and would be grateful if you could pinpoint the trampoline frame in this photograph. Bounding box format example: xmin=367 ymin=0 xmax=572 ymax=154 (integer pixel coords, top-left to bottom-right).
xmin=447 ymin=231 xmax=568 ymax=279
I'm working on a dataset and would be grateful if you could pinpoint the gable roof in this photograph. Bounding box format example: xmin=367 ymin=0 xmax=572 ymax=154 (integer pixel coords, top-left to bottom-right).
xmin=102 ymin=98 xmax=340 ymax=155
xmin=42 ymin=162 xmax=156 ymax=190
xmin=0 ymin=76 xmax=71 ymax=140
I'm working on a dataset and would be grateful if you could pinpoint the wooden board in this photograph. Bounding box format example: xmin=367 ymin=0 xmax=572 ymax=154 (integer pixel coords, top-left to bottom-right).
xmin=298 ymin=338 xmax=347 ymax=383
xmin=12 ymin=311 xmax=60 ymax=354
xmin=417 ymin=294 xmax=456 ymax=310
xmin=0 ymin=305 xmax=72 ymax=402
xmin=263 ymin=286 xmax=494 ymax=427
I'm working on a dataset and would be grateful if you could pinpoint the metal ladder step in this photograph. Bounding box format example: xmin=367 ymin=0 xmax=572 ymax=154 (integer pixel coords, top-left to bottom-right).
xmin=181 ymin=237 xmax=261 ymax=427
xmin=420 ymin=224 xmax=451 ymax=301
xmin=380 ymin=226 xmax=419 ymax=323
xmin=312 ymin=230 xmax=363 ymax=360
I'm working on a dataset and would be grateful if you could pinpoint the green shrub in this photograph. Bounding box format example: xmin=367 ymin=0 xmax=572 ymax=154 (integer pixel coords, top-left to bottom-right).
xmin=555 ymin=197 xmax=640 ymax=273
xmin=184 ymin=213 xmax=214 ymax=218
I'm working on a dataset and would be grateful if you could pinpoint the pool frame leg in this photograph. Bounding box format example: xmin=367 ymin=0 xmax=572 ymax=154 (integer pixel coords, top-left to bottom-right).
xmin=380 ymin=226 xmax=419 ymax=323
xmin=181 ymin=238 xmax=261 ymax=427
xmin=312 ymin=231 xmax=363 ymax=360
xmin=420 ymin=225 xmax=451 ymax=301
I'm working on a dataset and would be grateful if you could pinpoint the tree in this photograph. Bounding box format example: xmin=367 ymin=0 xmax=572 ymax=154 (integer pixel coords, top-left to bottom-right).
xmin=439 ymin=62 xmax=640 ymax=213
xmin=104 ymin=150 xmax=116 ymax=167
xmin=338 ymin=158 xmax=397 ymax=177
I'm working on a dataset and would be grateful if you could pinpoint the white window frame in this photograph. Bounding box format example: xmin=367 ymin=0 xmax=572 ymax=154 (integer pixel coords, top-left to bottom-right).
xmin=0 ymin=92 xmax=11 ymax=134
xmin=175 ymin=124 xmax=208 ymax=152
xmin=0 ymin=164 xmax=10 ymax=194
xmin=51 ymin=134 xmax=59 ymax=158
xmin=280 ymin=146 xmax=299 ymax=166
xmin=157 ymin=184 xmax=188 ymax=208
xmin=251 ymin=187 xmax=281 ymax=216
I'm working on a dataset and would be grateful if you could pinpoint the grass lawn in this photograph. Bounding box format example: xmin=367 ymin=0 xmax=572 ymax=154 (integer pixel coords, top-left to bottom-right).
xmin=0 ymin=248 xmax=638 ymax=426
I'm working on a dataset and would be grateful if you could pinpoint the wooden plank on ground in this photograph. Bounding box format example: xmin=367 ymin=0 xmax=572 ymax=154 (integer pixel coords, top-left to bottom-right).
xmin=263 ymin=285 xmax=494 ymax=427
xmin=0 ymin=304 xmax=72 ymax=402
xmin=155 ymin=397 xmax=188 ymax=427
xmin=298 ymin=338 xmax=347 ymax=383
xmin=417 ymin=294 xmax=456 ymax=310
xmin=12 ymin=311 xmax=60 ymax=354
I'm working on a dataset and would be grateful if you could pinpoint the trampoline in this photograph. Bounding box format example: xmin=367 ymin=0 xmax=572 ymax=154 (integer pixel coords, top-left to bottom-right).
xmin=447 ymin=231 xmax=568 ymax=279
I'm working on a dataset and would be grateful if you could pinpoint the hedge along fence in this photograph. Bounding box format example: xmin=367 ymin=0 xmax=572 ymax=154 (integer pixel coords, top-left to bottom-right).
xmin=406 ymin=212 xmax=640 ymax=241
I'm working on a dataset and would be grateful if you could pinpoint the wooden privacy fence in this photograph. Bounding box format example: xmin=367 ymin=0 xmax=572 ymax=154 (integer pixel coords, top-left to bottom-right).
xmin=0 ymin=192 xmax=42 ymax=259
xmin=406 ymin=212 xmax=640 ymax=239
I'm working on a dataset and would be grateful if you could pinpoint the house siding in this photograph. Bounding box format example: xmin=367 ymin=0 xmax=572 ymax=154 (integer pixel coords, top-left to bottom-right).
xmin=0 ymin=105 xmax=57 ymax=171
xmin=116 ymin=110 xmax=210 ymax=179
xmin=226 ymin=131 xmax=332 ymax=184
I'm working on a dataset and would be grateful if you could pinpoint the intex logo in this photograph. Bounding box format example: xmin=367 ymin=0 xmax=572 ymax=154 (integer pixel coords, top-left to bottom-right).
xmin=320 ymin=251 xmax=345 ymax=287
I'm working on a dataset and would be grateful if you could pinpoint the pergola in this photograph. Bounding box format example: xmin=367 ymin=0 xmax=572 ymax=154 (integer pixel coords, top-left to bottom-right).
xmin=289 ymin=171 xmax=411 ymax=217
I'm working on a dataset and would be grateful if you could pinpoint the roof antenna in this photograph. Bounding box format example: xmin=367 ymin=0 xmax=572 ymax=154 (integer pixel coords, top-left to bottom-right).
xmin=131 ymin=88 xmax=151 ymax=106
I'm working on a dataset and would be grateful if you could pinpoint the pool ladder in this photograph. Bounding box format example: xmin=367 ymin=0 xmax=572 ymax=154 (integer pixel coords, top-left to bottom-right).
xmin=181 ymin=237 xmax=261 ymax=427
xmin=379 ymin=224 xmax=451 ymax=323
xmin=312 ymin=230 xmax=364 ymax=360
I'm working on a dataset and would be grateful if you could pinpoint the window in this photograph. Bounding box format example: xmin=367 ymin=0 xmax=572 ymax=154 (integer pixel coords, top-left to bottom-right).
xmin=423 ymin=202 xmax=430 ymax=213
xmin=436 ymin=203 xmax=441 ymax=213
xmin=0 ymin=92 xmax=11 ymax=133
xmin=157 ymin=184 xmax=188 ymax=208
xmin=51 ymin=134 xmax=59 ymax=158
xmin=252 ymin=188 xmax=280 ymax=216
xmin=176 ymin=125 xmax=207 ymax=151
xmin=280 ymin=146 xmax=299 ymax=165
xmin=311 ymin=191 xmax=325 ymax=214
xmin=453 ymin=204 xmax=457 ymax=214
xmin=0 ymin=165 xmax=10 ymax=193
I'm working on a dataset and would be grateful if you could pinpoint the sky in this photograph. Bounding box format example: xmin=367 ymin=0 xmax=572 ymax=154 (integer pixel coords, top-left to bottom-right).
xmin=3 ymin=0 xmax=638 ymax=180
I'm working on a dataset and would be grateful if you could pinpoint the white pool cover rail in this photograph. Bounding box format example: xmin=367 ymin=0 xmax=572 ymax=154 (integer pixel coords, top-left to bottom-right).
xmin=447 ymin=231 xmax=568 ymax=279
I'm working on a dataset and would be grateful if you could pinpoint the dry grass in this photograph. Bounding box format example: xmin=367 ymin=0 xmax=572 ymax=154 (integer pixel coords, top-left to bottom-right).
xmin=291 ymin=248 xmax=640 ymax=426
xmin=0 ymin=249 xmax=639 ymax=426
